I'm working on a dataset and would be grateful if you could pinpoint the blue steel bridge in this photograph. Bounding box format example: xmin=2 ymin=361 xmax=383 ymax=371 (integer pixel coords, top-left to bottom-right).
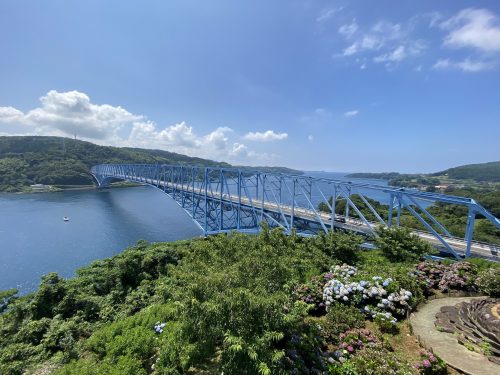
xmin=91 ymin=164 xmax=500 ymax=260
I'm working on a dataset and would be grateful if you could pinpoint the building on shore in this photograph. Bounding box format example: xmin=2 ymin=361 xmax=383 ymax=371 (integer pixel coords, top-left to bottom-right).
xmin=30 ymin=184 xmax=52 ymax=192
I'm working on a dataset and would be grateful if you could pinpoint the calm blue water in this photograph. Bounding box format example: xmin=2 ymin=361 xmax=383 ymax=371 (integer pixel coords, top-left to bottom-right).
xmin=303 ymin=171 xmax=391 ymax=205
xmin=0 ymin=186 xmax=202 ymax=294
xmin=0 ymin=172 xmax=394 ymax=295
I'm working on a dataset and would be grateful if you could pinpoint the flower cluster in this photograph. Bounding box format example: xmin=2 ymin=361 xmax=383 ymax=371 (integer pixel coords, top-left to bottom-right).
xmin=476 ymin=268 xmax=500 ymax=297
xmin=414 ymin=261 xmax=478 ymax=293
xmin=414 ymin=261 xmax=447 ymax=289
xmin=154 ymin=321 xmax=166 ymax=334
xmin=414 ymin=350 xmax=447 ymax=374
xmin=327 ymin=328 xmax=379 ymax=364
xmin=322 ymin=264 xmax=413 ymax=325
xmin=293 ymin=272 xmax=335 ymax=315
xmin=330 ymin=264 xmax=357 ymax=279
xmin=438 ymin=262 xmax=477 ymax=292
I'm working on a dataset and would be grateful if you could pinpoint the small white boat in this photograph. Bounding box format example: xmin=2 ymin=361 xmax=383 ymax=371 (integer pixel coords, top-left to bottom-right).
xmin=63 ymin=216 xmax=69 ymax=222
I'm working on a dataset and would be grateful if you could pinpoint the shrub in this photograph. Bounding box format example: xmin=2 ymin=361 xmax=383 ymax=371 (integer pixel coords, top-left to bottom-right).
xmin=476 ymin=268 xmax=500 ymax=297
xmin=373 ymin=312 xmax=399 ymax=334
xmin=31 ymin=273 xmax=67 ymax=319
xmin=56 ymin=356 xmax=147 ymax=375
xmin=346 ymin=346 xmax=413 ymax=374
xmin=0 ymin=288 xmax=18 ymax=313
xmin=375 ymin=227 xmax=433 ymax=262
xmin=313 ymin=231 xmax=364 ymax=265
xmin=321 ymin=303 xmax=365 ymax=343
xmin=281 ymin=320 xmax=327 ymax=374
xmin=322 ymin=264 xmax=415 ymax=328
xmin=15 ymin=318 xmax=51 ymax=345
xmin=414 ymin=261 xmax=447 ymax=291
xmin=159 ymin=227 xmax=330 ymax=374
xmin=438 ymin=262 xmax=477 ymax=292
xmin=414 ymin=350 xmax=447 ymax=374
xmin=293 ymin=273 xmax=335 ymax=316
xmin=414 ymin=260 xmax=484 ymax=294
xmin=330 ymin=328 xmax=379 ymax=364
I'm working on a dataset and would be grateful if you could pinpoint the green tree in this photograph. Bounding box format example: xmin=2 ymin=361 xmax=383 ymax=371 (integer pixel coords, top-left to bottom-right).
xmin=375 ymin=226 xmax=433 ymax=262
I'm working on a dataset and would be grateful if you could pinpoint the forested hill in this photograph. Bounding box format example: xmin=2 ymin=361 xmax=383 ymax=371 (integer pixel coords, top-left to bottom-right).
xmin=433 ymin=161 xmax=500 ymax=182
xmin=343 ymin=172 xmax=400 ymax=180
xmin=0 ymin=136 xmax=300 ymax=192
xmin=346 ymin=161 xmax=500 ymax=183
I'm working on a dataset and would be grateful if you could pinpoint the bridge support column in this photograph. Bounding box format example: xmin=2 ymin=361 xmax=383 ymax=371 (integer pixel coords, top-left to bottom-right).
xmin=387 ymin=194 xmax=394 ymax=227
xmin=464 ymin=206 xmax=476 ymax=258
xmin=331 ymin=185 xmax=337 ymax=231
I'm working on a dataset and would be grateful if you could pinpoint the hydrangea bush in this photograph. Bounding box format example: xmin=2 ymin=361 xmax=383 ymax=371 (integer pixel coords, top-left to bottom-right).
xmin=293 ymin=272 xmax=335 ymax=316
xmin=346 ymin=346 xmax=414 ymax=374
xmin=438 ymin=262 xmax=478 ymax=292
xmin=414 ymin=261 xmax=447 ymax=290
xmin=414 ymin=261 xmax=479 ymax=293
xmin=414 ymin=350 xmax=447 ymax=374
xmin=476 ymin=268 xmax=500 ymax=297
xmin=328 ymin=328 xmax=379 ymax=364
xmin=322 ymin=264 xmax=414 ymax=327
xmin=320 ymin=303 xmax=365 ymax=343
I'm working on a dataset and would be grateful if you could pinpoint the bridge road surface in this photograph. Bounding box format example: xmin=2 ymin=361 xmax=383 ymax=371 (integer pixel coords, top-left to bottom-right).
xmin=117 ymin=174 xmax=499 ymax=261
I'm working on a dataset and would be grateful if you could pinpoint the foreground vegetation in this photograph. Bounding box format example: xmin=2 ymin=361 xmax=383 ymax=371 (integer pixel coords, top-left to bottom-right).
xmin=1 ymin=227 xmax=498 ymax=374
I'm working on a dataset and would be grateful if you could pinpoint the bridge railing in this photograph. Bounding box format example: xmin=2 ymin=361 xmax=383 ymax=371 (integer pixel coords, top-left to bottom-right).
xmin=90 ymin=164 xmax=500 ymax=259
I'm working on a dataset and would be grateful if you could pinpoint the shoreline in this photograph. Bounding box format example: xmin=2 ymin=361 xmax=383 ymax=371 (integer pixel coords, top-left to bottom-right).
xmin=1 ymin=182 xmax=143 ymax=195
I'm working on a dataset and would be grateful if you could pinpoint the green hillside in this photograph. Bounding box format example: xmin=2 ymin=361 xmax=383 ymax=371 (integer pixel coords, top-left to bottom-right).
xmin=0 ymin=136 xmax=299 ymax=193
xmin=433 ymin=161 xmax=500 ymax=182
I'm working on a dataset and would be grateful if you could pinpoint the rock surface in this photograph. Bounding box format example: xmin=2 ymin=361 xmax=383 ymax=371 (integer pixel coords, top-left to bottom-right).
xmin=435 ymin=298 xmax=500 ymax=364
xmin=411 ymin=297 xmax=500 ymax=375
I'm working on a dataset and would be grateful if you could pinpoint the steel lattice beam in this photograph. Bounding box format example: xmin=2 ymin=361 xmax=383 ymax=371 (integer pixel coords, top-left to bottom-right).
xmin=90 ymin=164 xmax=500 ymax=259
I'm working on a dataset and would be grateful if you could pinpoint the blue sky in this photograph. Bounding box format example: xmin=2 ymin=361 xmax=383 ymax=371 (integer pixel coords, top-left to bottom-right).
xmin=0 ymin=0 xmax=499 ymax=172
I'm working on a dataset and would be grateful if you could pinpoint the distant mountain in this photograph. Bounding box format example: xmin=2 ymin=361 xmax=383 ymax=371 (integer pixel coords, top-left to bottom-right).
xmin=432 ymin=161 xmax=500 ymax=182
xmin=346 ymin=161 xmax=500 ymax=183
xmin=0 ymin=136 xmax=300 ymax=192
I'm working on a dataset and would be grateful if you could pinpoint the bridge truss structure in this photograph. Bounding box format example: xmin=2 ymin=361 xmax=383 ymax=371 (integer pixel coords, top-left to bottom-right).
xmin=91 ymin=164 xmax=500 ymax=260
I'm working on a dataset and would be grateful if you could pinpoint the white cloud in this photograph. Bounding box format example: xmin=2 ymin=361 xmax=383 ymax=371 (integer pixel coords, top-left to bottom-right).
xmin=456 ymin=59 xmax=492 ymax=72
xmin=432 ymin=58 xmax=493 ymax=72
xmin=343 ymin=44 xmax=358 ymax=56
xmin=414 ymin=11 xmax=443 ymax=28
xmin=374 ymin=45 xmax=407 ymax=63
xmin=314 ymin=108 xmax=329 ymax=116
xmin=0 ymin=90 xmax=142 ymax=140
xmin=243 ymin=130 xmax=288 ymax=142
xmin=130 ymin=121 xmax=200 ymax=149
xmin=338 ymin=19 xmax=359 ymax=38
xmin=316 ymin=7 xmax=343 ymax=23
xmin=441 ymin=8 xmax=500 ymax=52
xmin=371 ymin=21 xmax=403 ymax=38
xmin=0 ymin=106 xmax=24 ymax=122
xmin=0 ymin=90 xmax=280 ymax=165
xmin=433 ymin=58 xmax=451 ymax=69
xmin=308 ymin=135 xmax=314 ymax=141
xmin=373 ymin=41 xmax=425 ymax=64
xmin=344 ymin=110 xmax=359 ymax=117
xmin=337 ymin=17 xmax=427 ymax=68
xmin=230 ymin=142 xmax=249 ymax=156
xmin=341 ymin=21 xmax=404 ymax=56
